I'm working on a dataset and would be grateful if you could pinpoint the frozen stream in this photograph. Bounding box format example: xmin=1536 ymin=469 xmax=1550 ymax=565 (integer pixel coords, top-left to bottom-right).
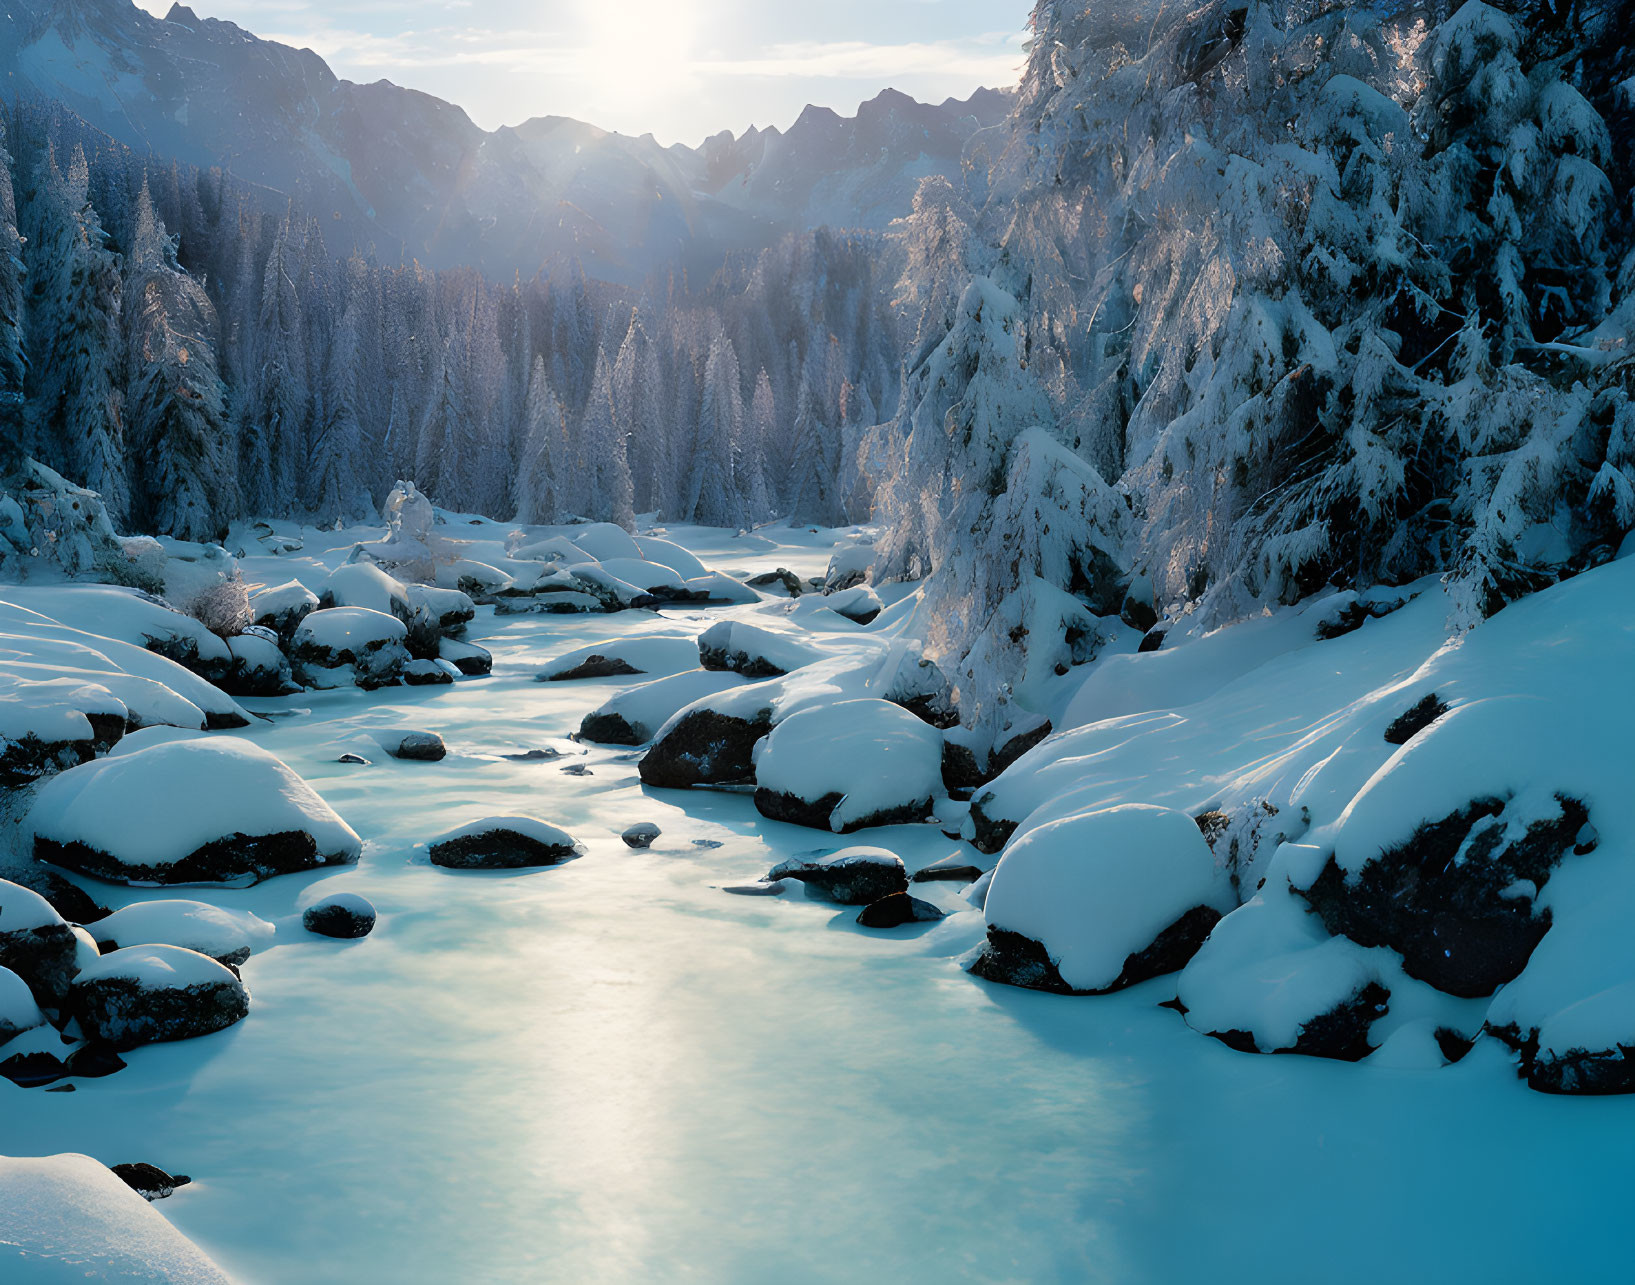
xmin=7 ymin=529 xmax=1631 ymax=1283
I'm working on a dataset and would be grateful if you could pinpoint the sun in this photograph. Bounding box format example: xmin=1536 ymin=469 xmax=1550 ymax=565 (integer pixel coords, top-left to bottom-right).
xmin=579 ymin=0 xmax=701 ymax=126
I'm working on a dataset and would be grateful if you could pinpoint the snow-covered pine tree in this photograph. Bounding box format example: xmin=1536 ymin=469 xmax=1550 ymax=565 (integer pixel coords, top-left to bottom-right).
xmin=682 ymin=330 xmax=743 ymax=527
xmin=514 ymin=355 xmax=567 ymax=524
xmin=239 ymin=215 xmax=307 ymax=515
xmin=124 ymin=184 xmax=235 ymax=541
xmin=578 ymin=343 xmax=635 ymax=528
xmin=307 ymin=258 xmax=370 ymax=523
xmin=0 ymin=120 xmax=27 ymax=480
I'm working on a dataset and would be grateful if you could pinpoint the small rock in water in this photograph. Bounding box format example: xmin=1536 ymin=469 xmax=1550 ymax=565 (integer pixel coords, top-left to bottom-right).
xmin=429 ymin=818 xmax=578 ymax=870
xmin=767 ymin=848 xmax=908 ymax=905
xmin=502 ymin=748 xmax=563 ymax=762
xmin=111 ymin=1163 xmax=191 ymax=1201
xmin=692 ymin=839 xmax=724 ymax=851
xmin=560 ymin=764 xmax=593 ymax=777
xmin=45 ymin=1083 xmax=75 ymax=1092
xmin=622 ymin=823 xmax=662 ymax=849
xmin=338 ymin=753 xmax=372 ymax=766
xmin=385 ymin=731 xmax=446 ymax=762
xmin=857 ymin=892 xmax=945 ymax=928
xmin=724 ymin=880 xmax=790 ymax=897
xmin=303 ymin=893 xmax=377 ymax=940
xmin=911 ymin=858 xmax=986 ymax=884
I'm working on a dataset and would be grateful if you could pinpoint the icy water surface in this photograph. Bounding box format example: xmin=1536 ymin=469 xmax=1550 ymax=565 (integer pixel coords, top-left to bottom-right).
xmin=10 ymin=586 xmax=1632 ymax=1283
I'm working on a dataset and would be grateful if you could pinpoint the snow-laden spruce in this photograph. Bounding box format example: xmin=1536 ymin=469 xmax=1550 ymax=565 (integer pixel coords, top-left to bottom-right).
xmin=31 ymin=736 xmax=362 ymax=885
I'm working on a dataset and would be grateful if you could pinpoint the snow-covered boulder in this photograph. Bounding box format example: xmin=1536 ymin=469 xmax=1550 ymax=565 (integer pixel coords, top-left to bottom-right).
xmin=0 ymin=1154 xmax=233 ymax=1282
xmin=579 ymin=670 xmax=749 ymax=746
xmin=91 ymin=900 xmax=276 ymax=967
xmin=0 ymin=460 xmax=155 ymax=588
xmin=823 ymin=584 xmax=884 ymax=625
xmin=405 ymin=583 xmax=476 ymax=634
xmin=747 ymin=567 xmax=804 ymax=597
xmin=320 ymin=561 xmax=414 ymax=620
xmin=639 ymin=688 xmax=776 ymax=790
xmin=1177 ymin=892 xmax=1392 ymax=1061
xmin=766 ymin=848 xmax=908 ymax=904
xmin=31 ymin=738 xmax=363 ymax=886
xmin=401 ymin=658 xmax=456 ymax=687
xmin=69 ymin=945 xmax=249 ymax=1050
xmin=291 ymin=607 xmax=412 ymax=690
xmin=824 ymin=541 xmax=874 ymax=591
xmin=539 ymin=635 xmax=702 ymax=682
xmin=1295 ymin=700 xmax=1593 ymax=998
xmin=439 ymin=638 xmax=492 ymax=676
xmin=0 ymin=674 xmax=126 ymax=787
xmin=684 ymin=572 xmax=759 ymax=605
xmin=0 ymin=966 xmax=47 ymax=1046
xmin=633 ymin=535 xmax=708 ymax=580
xmin=698 ymin=621 xmax=826 ymax=677
xmin=428 ymin=817 xmax=578 ymax=869
xmin=0 ymin=879 xmax=79 ymax=1009
xmin=753 ymin=699 xmax=943 ymax=832
xmin=5 ymin=585 xmax=236 ymax=686
xmin=225 ymin=627 xmax=297 ymax=697
xmin=302 ymin=892 xmax=377 ymax=939
xmin=248 ymin=579 xmax=319 ymax=640
xmin=568 ymin=523 xmax=644 ymax=563
xmin=970 ymin=805 xmax=1236 ymax=995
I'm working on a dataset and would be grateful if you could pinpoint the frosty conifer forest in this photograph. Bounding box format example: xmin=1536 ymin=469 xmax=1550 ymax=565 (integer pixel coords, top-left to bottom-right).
xmin=0 ymin=0 xmax=1633 ymax=1278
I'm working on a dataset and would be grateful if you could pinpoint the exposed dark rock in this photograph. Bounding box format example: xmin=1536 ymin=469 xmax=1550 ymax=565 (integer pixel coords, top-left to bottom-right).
xmin=0 ymin=1050 xmax=67 ymax=1087
xmin=338 ymin=753 xmax=371 ymax=765
xmin=38 ymin=829 xmax=353 ymax=888
xmin=1297 ymin=795 xmax=1590 ymax=997
xmin=969 ymin=905 xmax=1224 ymax=996
xmin=1138 ymin=629 xmax=1166 ymax=653
xmin=621 ymin=823 xmax=662 ymax=849
xmin=746 ymin=568 xmax=804 ymax=597
xmin=401 ymin=659 xmax=454 ymax=687
xmin=940 ymin=741 xmax=984 ymax=794
xmin=698 ymin=641 xmax=789 ymax=679
xmin=753 ymin=787 xmax=933 ymax=834
xmin=1522 ymin=1044 xmax=1635 ymax=1095
xmin=0 ymin=728 xmax=112 ymax=790
xmin=429 ymin=828 xmax=576 ymax=870
xmin=723 ymin=880 xmax=788 ymax=896
xmin=70 ymin=971 xmax=250 ymax=1052
xmin=1384 ymin=693 xmax=1450 ymax=746
xmin=64 ymin=1042 xmax=126 ymax=1078
xmin=765 ymin=852 xmax=907 ymax=904
xmin=1203 ymin=982 xmax=1390 ymax=1062
xmin=0 ymin=922 xmax=80 ymax=1010
xmin=1315 ymin=600 xmax=1371 ymax=640
xmin=559 ymin=763 xmax=593 ymax=777
xmin=966 ymin=792 xmax=1018 ymax=855
xmin=578 ymin=711 xmax=642 ymax=745
xmin=1120 ymin=593 xmax=1158 ymax=635
xmin=501 ymin=748 xmax=563 ymax=762
xmin=856 ymin=892 xmax=944 ymax=928
xmin=1434 ymin=1026 xmax=1476 ymax=1064
xmin=911 ymin=861 xmax=985 ymax=884
xmin=302 ymin=895 xmax=376 ymax=939
xmin=111 ymin=1163 xmax=191 ymax=1201
xmin=439 ymin=641 xmax=492 ymax=676
xmin=544 ymin=654 xmax=643 ymax=681
xmin=384 ymin=731 xmax=446 ymax=761
xmin=639 ymin=706 xmax=773 ymax=789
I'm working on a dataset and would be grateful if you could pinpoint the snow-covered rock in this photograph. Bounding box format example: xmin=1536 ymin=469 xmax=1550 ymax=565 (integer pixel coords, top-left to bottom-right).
xmin=621 ymin=823 xmax=662 ymax=849
xmin=633 ymin=536 xmax=709 ymax=580
xmin=248 ymin=579 xmax=319 ymax=639
xmin=0 ymin=674 xmax=126 ymax=787
xmin=0 ymin=1154 xmax=233 ymax=1282
xmin=428 ymin=816 xmax=578 ymax=869
xmin=765 ymin=848 xmax=908 ymax=904
xmin=320 ymin=561 xmax=414 ymax=620
xmin=579 ymin=670 xmax=749 ymax=745
xmin=302 ymin=892 xmax=377 ymax=940
xmin=683 ymin=571 xmax=760 ymax=605
xmin=225 ymin=626 xmax=296 ymax=696
xmin=823 ymin=541 xmax=874 ymax=591
xmin=4 ymin=584 xmax=235 ymax=686
xmin=1177 ymin=891 xmax=1393 ymax=1061
xmin=0 ymin=879 xmax=79 ymax=1009
xmin=971 ymin=805 xmax=1235 ymax=995
xmin=822 ymin=584 xmax=884 ymax=625
xmin=290 ymin=607 xmax=412 ymax=690
xmin=538 ymin=634 xmax=702 ymax=682
xmin=439 ymin=637 xmax=492 ymax=676
xmin=69 ymin=945 xmax=249 ymax=1050
xmin=31 ymin=737 xmax=363 ymax=886
xmin=0 ymin=966 xmax=47 ymax=1046
xmin=375 ymin=729 xmax=447 ymax=761
xmin=698 ymin=620 xmax=826 ymax=677
xmin=91 ymin=900 xmax=276 ymax=967
xmin=753 ymin=699 xmax=943 ymax=832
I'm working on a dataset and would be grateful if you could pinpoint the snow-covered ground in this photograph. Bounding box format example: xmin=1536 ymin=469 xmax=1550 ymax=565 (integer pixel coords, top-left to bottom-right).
xmin=1 ymin=519 xmax=1631 ymax=1282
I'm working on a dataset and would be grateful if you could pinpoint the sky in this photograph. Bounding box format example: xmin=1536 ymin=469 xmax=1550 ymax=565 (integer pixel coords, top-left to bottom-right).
xmin=135 ymin=0 xmax=1033 ymax=146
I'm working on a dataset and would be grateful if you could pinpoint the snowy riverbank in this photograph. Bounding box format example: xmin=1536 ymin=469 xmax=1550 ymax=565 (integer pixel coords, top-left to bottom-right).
xmin=1 ymin=516 xmax=1632 ymax=1282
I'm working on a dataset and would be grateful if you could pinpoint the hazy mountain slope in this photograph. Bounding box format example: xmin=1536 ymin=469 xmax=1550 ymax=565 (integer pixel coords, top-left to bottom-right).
xmin=0 ymin=0 xmax=1012 ymax=281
